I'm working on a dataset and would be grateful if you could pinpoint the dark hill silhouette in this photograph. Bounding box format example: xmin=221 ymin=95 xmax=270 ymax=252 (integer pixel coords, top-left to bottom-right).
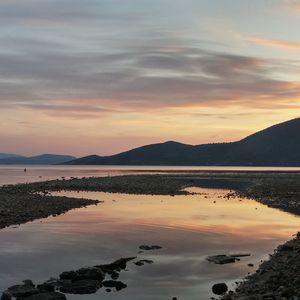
xmin=0 ymin=154 xmax=76 ymax=165
xmin=0 ymin=153 xmax=22 ymax=160
xmin=65 ymin=117 xmax=300 ymax=166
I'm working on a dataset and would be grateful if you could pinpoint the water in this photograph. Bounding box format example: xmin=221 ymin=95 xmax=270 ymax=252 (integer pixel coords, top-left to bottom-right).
xmin=1 ymin=165 xmax=300 ymax=186
xmin=1 ymin=188 xmax=300 ymax=299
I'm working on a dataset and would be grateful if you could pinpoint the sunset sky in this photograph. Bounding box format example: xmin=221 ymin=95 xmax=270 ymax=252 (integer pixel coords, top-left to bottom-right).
xmin=1 ymin=0 xmax=300 ymax=156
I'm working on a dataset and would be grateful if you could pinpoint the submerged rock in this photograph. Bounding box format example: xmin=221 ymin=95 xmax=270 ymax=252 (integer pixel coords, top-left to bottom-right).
xmin=207 ymin=254 xmax=250 ymax=265
xmin=134 ymin=259 xmax=154 ymax=266
xmin=95 ymin=257 xmax=136 ymax=272
xmin=6 ymin=284 xmax=39 ymax=298
xmin=102 ymin=280 xmax=127 ymax=291
xmin=59 ymin=267 xmax=105 ymax=282
xmin=60 ymin=279 xmax=102 ymax=294
xmin=24 ymin=292 xmax=67 ymax=300
xmin=212 ymin=283 xmax=228 ymax=295
xmin=139 ymin=245 xmax=162 ymax=251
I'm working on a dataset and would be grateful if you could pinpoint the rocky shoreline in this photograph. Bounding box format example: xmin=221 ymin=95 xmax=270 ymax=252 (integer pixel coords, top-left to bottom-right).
xmin=1 ymin=245 xmax=163 ymax=299
xmin=0 ymin=188 xmax=99 ymax=229
xmin=221 ymin=233 xmax=300 ymax=299
xmin=2 ymin=172 xmax=300 ymax=298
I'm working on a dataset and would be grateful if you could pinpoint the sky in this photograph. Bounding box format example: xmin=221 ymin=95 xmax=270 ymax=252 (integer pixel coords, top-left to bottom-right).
xmin=1 ymin=0 xmax=300 ymax=156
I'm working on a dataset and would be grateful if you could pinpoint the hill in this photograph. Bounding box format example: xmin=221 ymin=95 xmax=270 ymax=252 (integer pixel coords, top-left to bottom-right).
xmin=0 ymin=154 xmax=76 ymax=165
xmin=0 ymin=153 xmax=22 ymax=160
xmin=65 ymin=118 xmax=300 ymax=166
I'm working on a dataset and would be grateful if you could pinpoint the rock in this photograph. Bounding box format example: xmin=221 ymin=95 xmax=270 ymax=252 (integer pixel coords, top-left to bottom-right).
xmin=59 ymin=267 xmax=104 ymax=282
xmin=96 ymin=257 xmax=136 ymax=272
xmin=6 ymin=284 xmax=39 ymax=297
xmin=139 ymin=245 xmax=162 ymax=251
xmin=37 ymin=283 xmax=55 ymax=292
xmin=60 ymin=279 xmax=101 ymax=294
xmin=23 ymin=279 xmax=35 ymax=287
xmin=207 ymin=255 xmax=236 ymax=264
xmin=0 ymin=292 xmax=12 ymax=300
xmin=212 ymin=283 xmax=228 ymax=295
xmin=207 ymin=254 xmax=250 ymax=265
xmin=59 ymin=270 xmax=78 ymax=281
xmin=76 ymin=267 xmax=105 ymax=281
xmin=134 ymin=259 xmax=154 ymax=266
xmin=278 ymin=244 xmax=294 ymax=251
xmin=23 ymin=292 xmax=67 ymax=300
xmin=102 ymin=280 xmax=127 ymax=291
xmin=42 ymin=278 xmax=65 ymax=289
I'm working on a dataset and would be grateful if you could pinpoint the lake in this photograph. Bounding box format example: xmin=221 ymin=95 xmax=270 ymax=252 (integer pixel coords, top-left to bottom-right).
xmin=1 ymin=182 xmax=300 ymax=298
xmin=1 ymin=165 xmax=300 ymax=186
xmin=1 ymin=166 xmax=300 ymax=298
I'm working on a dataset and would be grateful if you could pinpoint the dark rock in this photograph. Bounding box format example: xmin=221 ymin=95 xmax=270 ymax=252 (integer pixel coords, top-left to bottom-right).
xmin=6 ymin=284 xmax=39 ymax=297
xmin=59 ymin=270 xmax=78 ymax=281
xmin=76 ymin=267 xmax=105 ymax=281
xmin=23 ymin=292 xmax=67 ymax=300
xmin=139 ymin=245 xmax=162 ymax=251
xmin=134 ymin=259 xmax=154 ymax=266
xmin=212 ymin=283 xmax=228 ymax=295
xmin=23 ymin=279 xmax=35 ymax=287
xmin=278 ymin=244 xmax=294 ymax=252
xmin=96 ymin=257 xmax=136 ymax=272
xmin=37 ymin=283 xmax=55 ymax=292
xmin=0 ymin=292 xmax=12 ymax=300
xmin=60 ymin=279 xmax=101 ymax=294
xmin=102 ymin=280 xmax=127 ymax=291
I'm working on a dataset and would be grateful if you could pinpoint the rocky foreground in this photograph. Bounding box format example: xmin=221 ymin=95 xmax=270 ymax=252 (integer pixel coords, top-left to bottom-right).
xmin=1 ymin=245 xmax=162 ymax=299
xmin=0 ymin=189 xmax=99 ymax=229
xmin=221 ymin=233 xmax=300 ymax=300
xmin=2 ymin=172 xmax=300 ymax=299
xmin=2 ymin=257 xmax=134 ymax=299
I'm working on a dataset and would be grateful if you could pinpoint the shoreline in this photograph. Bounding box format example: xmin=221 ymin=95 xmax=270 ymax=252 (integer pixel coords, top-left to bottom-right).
xmin=0 ymin=188 xmax=99 ymax=229
xmin=1 ymin=172 xmax=300 ymax=298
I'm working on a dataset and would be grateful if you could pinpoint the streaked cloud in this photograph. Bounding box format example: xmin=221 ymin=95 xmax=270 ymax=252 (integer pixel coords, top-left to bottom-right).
xmin=247 ymin=37 xmax=300 ymax=49
xmin=0 ymin=0 xmax=300 ymax=155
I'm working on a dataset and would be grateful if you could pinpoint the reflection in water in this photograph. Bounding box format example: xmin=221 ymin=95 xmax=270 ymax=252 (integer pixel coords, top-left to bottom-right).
xmin=0 ymin=189 xmax=300 ymax=299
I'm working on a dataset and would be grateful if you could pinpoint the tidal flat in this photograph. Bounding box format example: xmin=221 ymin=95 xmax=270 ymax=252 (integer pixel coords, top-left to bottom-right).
xmin=1 ymin=172 xmax=300 ymax=299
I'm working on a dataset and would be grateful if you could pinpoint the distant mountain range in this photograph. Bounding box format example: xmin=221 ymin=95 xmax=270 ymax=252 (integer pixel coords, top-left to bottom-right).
xmin=0 ymin=154 xmax=76 ymax=165
xmin=0 ymin=153 xmax=22 ymax=160
xmin=65 ymin=118 xmax=300 ymax=166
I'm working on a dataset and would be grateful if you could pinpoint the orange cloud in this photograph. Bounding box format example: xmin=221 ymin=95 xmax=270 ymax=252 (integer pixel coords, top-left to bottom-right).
xmin=285 ymin=1 xmax=300 ymax=13
xmin=247 ymin=37 xmax=300 ymax=49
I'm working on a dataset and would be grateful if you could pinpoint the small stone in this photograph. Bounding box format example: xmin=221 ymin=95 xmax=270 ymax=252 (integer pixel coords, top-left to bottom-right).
xmin=139 ymin=245 xmax=162 ymax=251
xmin=24 ymin=292 xmax=67 ymax=300
xmin=60 ymin=279 xmax=101 ymax=294
xmin=6 ymin=284 xmax=39 ymax=298
xmin=0 ymin=292 xmax=12 ymax=300
xmin=212 ymin=283 xmax=228 ymax=295
xmin=102 ymin=280 xmax=127 ymax=291
xmin=23 ymin=279 xmax=35 ymax=287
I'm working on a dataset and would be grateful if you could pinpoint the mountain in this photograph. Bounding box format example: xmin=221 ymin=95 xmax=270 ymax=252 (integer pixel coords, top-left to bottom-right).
xmin=65 ymin=118 xmax=300 ymax=166
xmin=0 ymin=154 xmax=76 ymax=165
xmin=0 ymin=153 xmax=23 ymax=160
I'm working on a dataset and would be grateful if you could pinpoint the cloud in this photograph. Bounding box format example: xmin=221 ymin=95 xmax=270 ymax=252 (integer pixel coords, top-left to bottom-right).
xmin=284 ymin=0 xmax=300 ymax=13
xmin=0 ymin=42 xmax=300 ymax=114
xmin=0 ymin=0 xmax=299 ymax=118
xmin=247 ymin=37 xmax=300 ymax=49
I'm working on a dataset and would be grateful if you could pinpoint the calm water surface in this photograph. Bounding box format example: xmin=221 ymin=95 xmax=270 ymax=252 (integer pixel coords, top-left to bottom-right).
xmin=0 ymin=188 xmax=300 ymax=299
xmin=1 ymin=165 xmax=300 ymax=186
